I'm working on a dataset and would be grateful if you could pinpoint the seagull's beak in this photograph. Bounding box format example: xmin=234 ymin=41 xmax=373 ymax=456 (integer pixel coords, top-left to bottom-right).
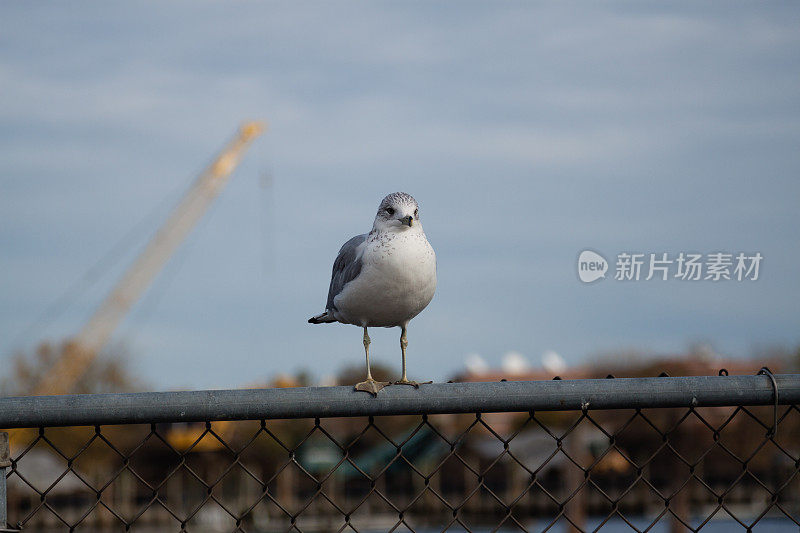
xmin=400 ymin=216 xmax=413 ymax=227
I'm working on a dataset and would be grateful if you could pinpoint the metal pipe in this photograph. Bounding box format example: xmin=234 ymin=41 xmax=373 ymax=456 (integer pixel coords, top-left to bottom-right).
xmin=1 ymin=375 xmax=798 ymax=429
xmin=0 ymin=433 xmax=9 ymax=529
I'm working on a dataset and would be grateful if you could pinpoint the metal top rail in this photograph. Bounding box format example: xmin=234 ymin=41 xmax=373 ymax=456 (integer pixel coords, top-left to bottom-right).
xmin=2 ymin=374 xmax=798 ymax=429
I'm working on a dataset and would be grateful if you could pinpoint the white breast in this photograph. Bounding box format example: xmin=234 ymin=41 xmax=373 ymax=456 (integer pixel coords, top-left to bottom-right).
xmin=333 ymin=228 xmax=437 ymax=327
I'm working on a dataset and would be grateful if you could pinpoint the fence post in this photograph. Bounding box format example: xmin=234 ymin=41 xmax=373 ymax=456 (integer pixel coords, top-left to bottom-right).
xmin=0 ymin=432 xmax=9 ymax=530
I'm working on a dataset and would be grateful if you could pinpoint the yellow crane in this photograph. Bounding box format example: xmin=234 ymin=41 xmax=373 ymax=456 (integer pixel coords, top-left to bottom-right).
xmin=33 ymin=121 xmax=265 ymax=396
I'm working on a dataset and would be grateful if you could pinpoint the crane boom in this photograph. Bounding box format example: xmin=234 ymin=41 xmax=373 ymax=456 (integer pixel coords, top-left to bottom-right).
xmin=34 ymin=121 xmax=265 ymax=395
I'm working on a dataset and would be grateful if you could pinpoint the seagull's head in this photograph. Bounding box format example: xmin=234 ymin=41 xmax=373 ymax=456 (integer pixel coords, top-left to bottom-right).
xmin=373 ymin=192 xmax=421 ymax=232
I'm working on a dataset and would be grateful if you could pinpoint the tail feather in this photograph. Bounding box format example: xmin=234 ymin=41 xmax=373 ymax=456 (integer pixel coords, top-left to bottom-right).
xmin=308 ymin=311 xmax=336 ymax=324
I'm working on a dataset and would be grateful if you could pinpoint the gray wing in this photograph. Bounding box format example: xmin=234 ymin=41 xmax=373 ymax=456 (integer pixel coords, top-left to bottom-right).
xmin=326 ymin=233 xmax=368 ymax=311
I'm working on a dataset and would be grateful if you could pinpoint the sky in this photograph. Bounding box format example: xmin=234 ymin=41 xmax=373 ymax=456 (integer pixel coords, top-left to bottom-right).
xmin=1 ymin=2 xmax=799 ymax=391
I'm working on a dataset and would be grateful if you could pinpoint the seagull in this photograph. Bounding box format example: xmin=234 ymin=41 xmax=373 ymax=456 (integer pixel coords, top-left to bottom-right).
xmin=309 ymin=192 xmax=437 ymax=395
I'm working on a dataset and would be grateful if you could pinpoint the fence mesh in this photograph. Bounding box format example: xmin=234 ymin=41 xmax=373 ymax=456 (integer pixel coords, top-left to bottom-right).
xmin=4 ymin=396 xmax=799 ymax=532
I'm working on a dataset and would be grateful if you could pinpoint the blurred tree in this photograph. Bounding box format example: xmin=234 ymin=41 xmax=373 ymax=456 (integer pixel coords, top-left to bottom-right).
xmin=269 ymin=369 xmax=314 ymax=388
xmin=295 ymin=368 xmax=313 ymax=387
xmin=1 ymin=341 xmax=142 ymax=396
xmin=335 ymin=363 xmax=395 ymax=386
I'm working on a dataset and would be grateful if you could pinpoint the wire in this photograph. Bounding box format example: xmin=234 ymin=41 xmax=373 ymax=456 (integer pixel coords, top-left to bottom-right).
xmin=259 ymin=168 xmax=275 ymax=275
xmin=8 ymin=173 xmax=195 ymax=351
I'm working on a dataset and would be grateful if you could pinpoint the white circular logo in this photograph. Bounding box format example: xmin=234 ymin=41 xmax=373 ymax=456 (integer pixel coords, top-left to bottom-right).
xmin=577 ymin=250 xmax=608 ymax=283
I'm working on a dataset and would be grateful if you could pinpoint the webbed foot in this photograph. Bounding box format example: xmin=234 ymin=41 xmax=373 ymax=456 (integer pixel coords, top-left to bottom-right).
xmin=354 ymin=378 xmax=391 ymax=396
xmin=393 ymin=379 xmax=433 ymax=388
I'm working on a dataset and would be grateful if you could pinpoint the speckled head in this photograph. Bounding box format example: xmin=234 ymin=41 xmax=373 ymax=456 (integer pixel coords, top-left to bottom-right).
xmin=373 ymin=192 xmax=421 ymax=231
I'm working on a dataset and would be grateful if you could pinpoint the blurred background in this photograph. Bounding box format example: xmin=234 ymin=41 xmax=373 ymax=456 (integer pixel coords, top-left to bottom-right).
xmin=1 ymin=2 xmax=799 ymax=394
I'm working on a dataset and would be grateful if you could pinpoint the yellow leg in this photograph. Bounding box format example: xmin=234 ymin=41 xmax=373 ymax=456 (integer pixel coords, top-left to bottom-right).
xmin=355 ymin=326 xmax=389 ymax=396
xmin=394 ymin=324 xmax=431 ymax=388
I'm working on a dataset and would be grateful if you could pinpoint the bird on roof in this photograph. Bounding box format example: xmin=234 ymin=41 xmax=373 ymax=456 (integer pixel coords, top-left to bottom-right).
xmin=309 ymin=192 xmax=437 ymax=395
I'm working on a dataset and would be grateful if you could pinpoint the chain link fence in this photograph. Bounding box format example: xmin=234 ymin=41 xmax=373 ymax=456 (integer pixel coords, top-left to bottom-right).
xmin=1 ymin=373 xmax=798 ymax=532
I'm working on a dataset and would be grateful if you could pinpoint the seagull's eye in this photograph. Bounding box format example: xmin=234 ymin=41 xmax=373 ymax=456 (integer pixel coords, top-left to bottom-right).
xmin=386 ymin=207 xmax=395 ymax=215
xmin=414 ymin=208 xmax=418 ymax=217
